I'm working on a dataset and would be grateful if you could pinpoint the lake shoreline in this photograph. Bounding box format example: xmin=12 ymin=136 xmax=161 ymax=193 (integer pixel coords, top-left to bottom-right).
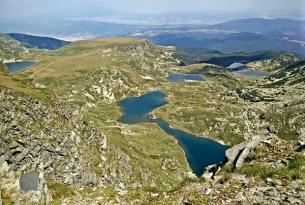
xmin=4 ymin=60 xmax=37 ymax=73
xmin=117 ymin=90 xmax=228 ymax=177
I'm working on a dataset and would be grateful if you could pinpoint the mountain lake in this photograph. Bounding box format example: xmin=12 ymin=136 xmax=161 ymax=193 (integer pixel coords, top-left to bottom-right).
xmin=117 ymin=90 xmax=228 ymax=177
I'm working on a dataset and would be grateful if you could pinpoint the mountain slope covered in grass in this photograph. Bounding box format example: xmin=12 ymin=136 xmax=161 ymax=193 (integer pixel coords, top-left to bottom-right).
xmin=0 ymin=37 xmax=304 ymax=204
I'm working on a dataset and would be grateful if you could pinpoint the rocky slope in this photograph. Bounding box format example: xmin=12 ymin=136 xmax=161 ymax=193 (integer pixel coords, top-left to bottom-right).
xmin=1 ymin=39 xmax=190 ymax=204
xmin=233 ymin=60 xmax=305 ymax=141
xmin=0 ymin=34 xmax=30 ymax=61
xmin=247 ymin=53 xmax=300 ymax=72
xmin=0 ymin=86 xmax=108 ymax=204
xmin=0 ymin=38 xmax=304 ymax=204
xmin=158 ymin=134 xmax=305 ymax=204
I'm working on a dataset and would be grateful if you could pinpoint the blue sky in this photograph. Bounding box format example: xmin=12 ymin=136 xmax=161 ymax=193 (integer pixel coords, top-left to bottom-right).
xmin=0 ymin=0 xmax=304 ymax=21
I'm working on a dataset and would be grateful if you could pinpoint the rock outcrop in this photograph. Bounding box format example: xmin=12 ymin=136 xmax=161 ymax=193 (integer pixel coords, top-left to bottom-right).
xmin=296 ymin=141 xmax=305 ymax=152
xmin=225 ymin=135 xmax=262 ymax=168
xmin=202 ymin=164 xmax=220 ymax=180
xmin=0 ymin=87 xmax=108 ymax=204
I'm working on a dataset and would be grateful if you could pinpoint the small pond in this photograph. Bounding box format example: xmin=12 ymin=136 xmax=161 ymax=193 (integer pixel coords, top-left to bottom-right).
xmin=117 ymin=91 xmax=227 ymax=177
xmin=5 ymin=61 xmax=36 ymax=73
xmin=19 ymin=171 xmax=40 ymax=192
xmin=232 ymin=69 xmax=269 ymax=78
xmin=167 ymin=73 xmax=205 ymax=82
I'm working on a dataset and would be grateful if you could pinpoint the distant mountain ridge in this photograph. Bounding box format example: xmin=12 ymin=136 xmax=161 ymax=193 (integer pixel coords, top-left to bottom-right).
xmin=132 ymin=18 xmax=305 ymax=56
xmin=7 ymin=33 xmax=70 ymax=50
xmin=1 ymin=18 xmax=305 ymax=55
xmin=0 ymin=20 xmax=160 ymax=40
xmin=209 ymin=18 xmax=305 ymax=33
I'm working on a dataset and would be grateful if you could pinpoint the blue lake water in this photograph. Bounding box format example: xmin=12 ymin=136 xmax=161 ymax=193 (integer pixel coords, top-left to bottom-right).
xmin=233 ymin=69 xmax=269 ymax=78
xmin=5 ymin=61 xmax=36 ymax=73
xmin=19 ymin=171 xmax=40 ymax=192
xmin=117 ymin=91 xmax=228 ymax=177
xmin=167 ymin=73 xmax=205 ymax=82
xmin=118 ymin=91 xmax=168 ymax=124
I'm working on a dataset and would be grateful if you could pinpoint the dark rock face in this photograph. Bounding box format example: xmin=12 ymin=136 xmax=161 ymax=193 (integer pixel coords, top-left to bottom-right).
xmin=295 ymin=141 xmax=305 ymax=152
xmin=202 ymin=164 xmax=220 ymax=180
xmin=0 ymin=87 xmax=108 ymax=188
xmin=267 ymin=126 xmax=277 ymax=134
